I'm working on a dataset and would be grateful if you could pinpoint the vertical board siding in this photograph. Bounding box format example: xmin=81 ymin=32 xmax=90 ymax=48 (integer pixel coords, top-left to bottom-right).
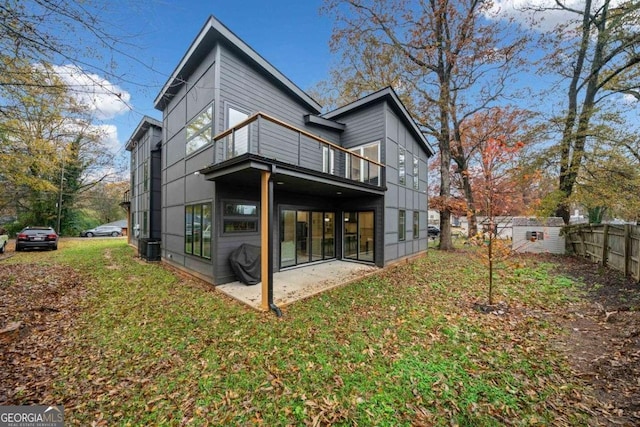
xmin=214 ymin=185 xmax=261 ymax=284
xmin=219 ymin=45 xmax=310 ymax=131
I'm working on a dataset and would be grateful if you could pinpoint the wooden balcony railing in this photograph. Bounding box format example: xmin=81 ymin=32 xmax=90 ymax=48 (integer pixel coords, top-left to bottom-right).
xmin=212 ymin=112 xmax=385 ymax=186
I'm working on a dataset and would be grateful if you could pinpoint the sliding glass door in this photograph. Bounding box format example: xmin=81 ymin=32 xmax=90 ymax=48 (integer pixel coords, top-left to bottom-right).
xmin=280 ymin=209 xmax=336 ymax=268
xmin=344 ymin=211 xmax=375 ymax=262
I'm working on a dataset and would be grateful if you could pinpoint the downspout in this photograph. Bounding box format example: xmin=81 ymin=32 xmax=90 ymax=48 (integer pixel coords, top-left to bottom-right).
xmin=268 ymin=164 xmax=282 ymax=317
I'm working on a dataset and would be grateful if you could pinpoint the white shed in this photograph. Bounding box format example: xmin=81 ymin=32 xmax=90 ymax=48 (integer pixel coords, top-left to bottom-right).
xmin=512 ymin=217 xmax=566 ymax=254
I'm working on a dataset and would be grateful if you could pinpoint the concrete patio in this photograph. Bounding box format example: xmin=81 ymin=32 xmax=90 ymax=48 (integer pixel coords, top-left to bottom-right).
xmin=216 ymin=260 xmax=380 ymax=310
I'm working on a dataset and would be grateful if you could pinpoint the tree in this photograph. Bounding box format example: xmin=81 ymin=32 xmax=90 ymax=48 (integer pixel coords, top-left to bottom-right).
xmin=453 ymin=106 xmax=537 ymax=236
xmin=322 ymin=0 xmax=528 ymax=249
xmin=469 ymin=135 xmax=526 ymax=305
xmin=535 ymin=0 xmax=640 ymax=222
xmin=0 ymin=61 xmax=122 ymax=233
xmin=0 ymin=1 xmax=135 ymax=232
xmin=0 ymin=0 xmax=141 ymax=113
xmin=572 ymin=137 xmax=640 ymax=222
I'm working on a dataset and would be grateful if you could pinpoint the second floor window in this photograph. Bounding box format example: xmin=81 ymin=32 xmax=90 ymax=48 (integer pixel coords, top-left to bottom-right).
xmin=413 ymin=157 xmax=419 ymax=190
xmin=347 ymin=141 xmax=380 ymax=185
xmin=399 ymin=147 xmax=406 ymax=186
xmin=186 ymin=104 xmax=213 ymax=155
xmin=226 ymin=106 xmax=249 ymax=159
xmin=143 ymin=160 xmax=149 ymax=192
xmin=322 ymin=146 xmax=335 ymax=174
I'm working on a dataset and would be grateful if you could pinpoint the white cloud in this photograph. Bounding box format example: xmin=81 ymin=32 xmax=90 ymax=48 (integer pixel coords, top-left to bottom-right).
xmin=51 ymin=64 xmax=132 ymax=120
xmin=623 ymin=93 xmax=640 ymax=104
xmin=485 ymin=0 xmax=623 ymax=32
xmin=94 ymin=124 xmax=121 ymax=154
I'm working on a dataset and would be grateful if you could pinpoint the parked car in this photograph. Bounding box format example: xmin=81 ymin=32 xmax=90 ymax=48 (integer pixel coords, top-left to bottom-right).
xmin=80 ymin=225 xmax=123 ymax=237
xmin=427 ymin=225 xmax=441 ymax=238
xmin=16 ymin=226 xmax=58 ymax=251
xmin=0 ymin=227 xmax=8 ymax=254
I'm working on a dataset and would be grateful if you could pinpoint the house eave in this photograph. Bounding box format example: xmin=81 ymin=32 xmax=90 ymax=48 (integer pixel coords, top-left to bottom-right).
xmin=126 ymin=116 xmax=162 ymax=151
xmin=303 ymin=114 xmax=346 ymax=132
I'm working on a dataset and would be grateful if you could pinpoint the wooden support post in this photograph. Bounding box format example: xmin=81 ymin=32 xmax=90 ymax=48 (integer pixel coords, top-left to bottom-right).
xmin=601 ymin=224 xmax=609 ymax=267
xmin=260 ymin=170 xmax=270 ymax=311
xmin=624 ymin=225 xmax=630 ymax=277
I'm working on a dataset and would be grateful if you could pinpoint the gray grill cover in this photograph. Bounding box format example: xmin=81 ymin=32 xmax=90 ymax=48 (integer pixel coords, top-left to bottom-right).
xmin=229 ymin=244 xmax=261 ymax=285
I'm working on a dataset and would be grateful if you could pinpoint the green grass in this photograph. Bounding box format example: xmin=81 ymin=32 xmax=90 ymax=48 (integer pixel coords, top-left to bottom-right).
xmin=9 ymin=239 xmax=589 ymax=425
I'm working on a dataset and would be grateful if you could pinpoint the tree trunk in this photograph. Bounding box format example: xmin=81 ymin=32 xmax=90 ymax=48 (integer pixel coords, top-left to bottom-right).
xmin=461 ymin=171 xmax=478 ymax=237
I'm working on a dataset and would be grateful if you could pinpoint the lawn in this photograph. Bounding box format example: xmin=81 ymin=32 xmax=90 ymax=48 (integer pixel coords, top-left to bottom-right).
xmin=2 ymin=239 xmax=595 ymax=425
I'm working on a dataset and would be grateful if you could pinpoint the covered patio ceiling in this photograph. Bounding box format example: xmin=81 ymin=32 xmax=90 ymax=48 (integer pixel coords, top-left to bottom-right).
xmin=199 ymin=153 xmax=386 ymax=199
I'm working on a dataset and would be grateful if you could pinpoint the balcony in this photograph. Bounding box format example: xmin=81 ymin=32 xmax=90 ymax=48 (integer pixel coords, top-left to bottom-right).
xmin=120 ymin=189 xmax=131 ymax=207
xmin=210 ymin=112 xmax=384 ymax=188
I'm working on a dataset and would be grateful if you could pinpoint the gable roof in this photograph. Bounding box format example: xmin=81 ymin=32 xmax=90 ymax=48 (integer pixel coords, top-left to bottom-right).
xmin=322 ymin=87 xmax=435 ymax=157
xmin=154 ymin=15 xmax=321 ymax=113
xmin=126 ymin=116 xmax=162 ymax=151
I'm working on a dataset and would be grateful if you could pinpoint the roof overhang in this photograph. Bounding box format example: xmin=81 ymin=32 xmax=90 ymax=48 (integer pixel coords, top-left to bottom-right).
xmin=154 ymin=15 xmax=322 ymax=114
xmin=125 ymin=116 xmax=162 ymax=151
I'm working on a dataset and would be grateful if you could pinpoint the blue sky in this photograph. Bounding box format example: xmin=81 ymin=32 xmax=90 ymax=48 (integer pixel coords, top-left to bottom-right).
xmin=103 ymin=0 xmax=332 ymax=154
xmin=57 ymin=0 xmax=636 ymax=163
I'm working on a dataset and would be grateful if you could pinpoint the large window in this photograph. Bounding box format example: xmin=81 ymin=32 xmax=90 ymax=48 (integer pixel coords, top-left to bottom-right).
xmin=399 ymin=210 xmax=406 ymax=241
xmin=223 ymin=201 xmax=258 ymax=234
xmin=226 ymin=106 xmax=249 ymax=159
xmin=186 ymin=104 xmax=213 ymax=155
xmin=346 ymin=141 xmax=380 ymax=185
xmin=399 ymin=147 xmax=406 ymax=186
xmin=143 ymin=160 xmax=149 ymax=192
xmin=413 ymin=157 xmax=419 ymax=190
xmin=185 ymin=203 xmax=212 ymax=259
xmin=413 ymin=211 xmax=419 ymax=239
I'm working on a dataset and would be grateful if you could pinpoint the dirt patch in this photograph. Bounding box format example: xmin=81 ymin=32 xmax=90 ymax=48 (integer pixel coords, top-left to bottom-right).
xmin=0 ymin=264 xmax=88 ymax=405
xmin=544 ymin=254 xmax=640 ymax=426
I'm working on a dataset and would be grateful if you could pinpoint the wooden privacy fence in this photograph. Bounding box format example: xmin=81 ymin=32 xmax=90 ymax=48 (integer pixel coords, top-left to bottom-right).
xmin=564 ymin=224 xmax=640 ymax=282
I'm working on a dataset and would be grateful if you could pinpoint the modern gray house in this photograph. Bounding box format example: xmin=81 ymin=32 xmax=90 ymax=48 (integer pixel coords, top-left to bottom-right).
xmin=126 ymin=16 xmax=434 ymax=310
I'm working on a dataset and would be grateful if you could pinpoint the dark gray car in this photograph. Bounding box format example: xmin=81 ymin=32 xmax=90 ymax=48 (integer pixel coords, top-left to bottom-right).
xmin=16 ymin=226 xmax=58 ymax=251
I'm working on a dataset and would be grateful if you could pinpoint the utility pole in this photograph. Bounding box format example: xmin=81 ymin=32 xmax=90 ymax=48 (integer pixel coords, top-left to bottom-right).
xmin=56 ymin=157 xmax=65 ymax=234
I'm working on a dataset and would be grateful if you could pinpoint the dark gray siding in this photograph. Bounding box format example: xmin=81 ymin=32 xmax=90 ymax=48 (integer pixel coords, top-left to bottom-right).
xmin=218 ymin=43 xmax=310 ymax=130
xmin=382 ymin=104 xmax=429 ymax=263
xmin=217 ymin=44 xmax=341 ymax=173
xmin=214 ymin=185 xmax=261 ymax=284
xmin=160 ymin=45 xmax=217 ymax=280
xmin=339 ymin=103 xmax=386 ymax=156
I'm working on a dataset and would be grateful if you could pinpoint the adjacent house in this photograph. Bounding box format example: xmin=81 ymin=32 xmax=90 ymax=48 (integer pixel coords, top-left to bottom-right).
xmin=124 ymin=116 xmax=162 ymax=258
xmin=124 ymin=16 xmax=435 ymax=307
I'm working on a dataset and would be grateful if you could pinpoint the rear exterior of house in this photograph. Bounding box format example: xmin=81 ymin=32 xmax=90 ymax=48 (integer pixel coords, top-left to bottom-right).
xmin=127 ymin=16 xmax=434 ymax=287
